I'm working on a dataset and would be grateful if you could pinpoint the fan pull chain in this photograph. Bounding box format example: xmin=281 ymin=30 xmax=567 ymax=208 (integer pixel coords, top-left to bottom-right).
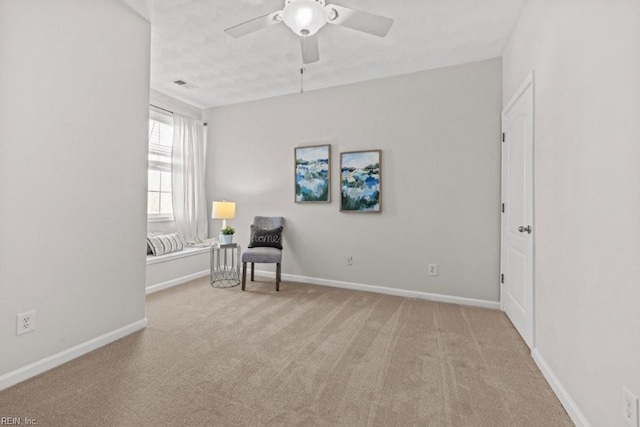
xmin=300 ymin=66 xmax=305 ymax=94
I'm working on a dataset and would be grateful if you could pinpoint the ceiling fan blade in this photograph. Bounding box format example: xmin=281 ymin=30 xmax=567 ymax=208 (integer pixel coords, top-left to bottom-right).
xmin=300 ymin=34 xmax=320 ymax=64
xmin=326 ymin=4 xmax=393 ymax=37
xmin=224 ymin=10 xmax=283 ymax=38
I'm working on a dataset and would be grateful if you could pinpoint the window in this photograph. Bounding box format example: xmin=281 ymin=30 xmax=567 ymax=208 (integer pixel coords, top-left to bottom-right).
xmin=148 ymin=110 xmax=173 ymax=220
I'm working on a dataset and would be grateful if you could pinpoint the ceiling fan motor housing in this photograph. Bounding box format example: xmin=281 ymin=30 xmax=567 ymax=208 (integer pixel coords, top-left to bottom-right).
xmin=282 ymin=0 xmax=329 ymax=37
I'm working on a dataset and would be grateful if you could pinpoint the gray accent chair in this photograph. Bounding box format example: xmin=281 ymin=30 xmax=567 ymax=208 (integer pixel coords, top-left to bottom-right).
xmin=241 ymin=216 xmax=284 ymax=291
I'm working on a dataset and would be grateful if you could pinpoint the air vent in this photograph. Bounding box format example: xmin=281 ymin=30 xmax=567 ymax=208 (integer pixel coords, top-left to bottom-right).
xmin=172 ymin=79 xmax=199 ymax=90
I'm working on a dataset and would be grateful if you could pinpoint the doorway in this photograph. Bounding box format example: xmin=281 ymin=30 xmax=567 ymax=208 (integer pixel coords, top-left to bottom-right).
xmin=501 ymin=73 xmax=535 ymax=349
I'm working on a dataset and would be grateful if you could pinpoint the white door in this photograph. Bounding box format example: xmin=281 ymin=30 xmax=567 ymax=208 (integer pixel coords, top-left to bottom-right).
xmin=501 ymin=74 xmax=534 ymax=349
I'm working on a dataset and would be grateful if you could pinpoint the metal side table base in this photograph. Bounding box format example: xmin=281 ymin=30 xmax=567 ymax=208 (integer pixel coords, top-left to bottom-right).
xmin=210 ymin=243 xmax=241 ymax=288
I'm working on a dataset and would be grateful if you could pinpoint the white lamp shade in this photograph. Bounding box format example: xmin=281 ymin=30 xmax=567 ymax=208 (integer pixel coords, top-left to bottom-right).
xmin=282 ymin=0 xmax=328 ymax=36
xmin=211 ymin=201 xmax=236 ymax=219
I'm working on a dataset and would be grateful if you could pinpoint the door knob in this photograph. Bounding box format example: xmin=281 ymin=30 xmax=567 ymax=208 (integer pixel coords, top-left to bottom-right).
xmin=518 ymin=225 xmax=532 ymax=234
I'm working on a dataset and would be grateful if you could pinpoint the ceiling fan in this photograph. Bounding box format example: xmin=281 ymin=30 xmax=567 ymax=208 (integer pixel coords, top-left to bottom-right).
xmin=224 ymin=0 xmax=394 ymax=65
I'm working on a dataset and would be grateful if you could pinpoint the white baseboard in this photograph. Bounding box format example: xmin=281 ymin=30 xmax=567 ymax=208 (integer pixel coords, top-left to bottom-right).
xmin=254 ymin=270 xmax=500 ymax=310
xmin=146 ymin=269 xmax=209 ymax=295
xmin=0 ymin=318 xmax=148 ymax=391
xmin=532 ymin=348 xmax=590 ymax=426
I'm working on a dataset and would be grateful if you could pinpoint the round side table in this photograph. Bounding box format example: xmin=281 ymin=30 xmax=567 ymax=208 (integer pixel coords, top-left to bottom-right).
xmin=210 ymin=243 xmax=241 ymax=288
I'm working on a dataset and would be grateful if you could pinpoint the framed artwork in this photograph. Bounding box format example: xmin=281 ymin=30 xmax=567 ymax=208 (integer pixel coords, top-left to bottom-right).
xmin=295 ymin=144 xmax=331 ymax=203
xmin=340 ymin=150 xmax=382 ymax=213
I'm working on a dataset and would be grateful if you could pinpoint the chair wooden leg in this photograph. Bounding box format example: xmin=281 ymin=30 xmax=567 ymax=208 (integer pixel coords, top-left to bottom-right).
xmin=276 ymin=263 xmax=281 ymax=291
xmin=251 ymin=263 xmax=255 ymax=281
xmin=242 ymin=262 xmax=247 ymax=291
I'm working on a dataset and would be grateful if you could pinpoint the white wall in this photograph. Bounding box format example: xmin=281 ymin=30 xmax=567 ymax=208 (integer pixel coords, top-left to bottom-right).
xmin=503 ymin=0 xmax=640 ymax=424
xmin=146 ymin=250 xmax=210 ymax=292
xmin=150 ymin=89 xmax=203 ymax=122
xmin=205 ymin=58 xmax=502 ymax=303
xmin=0 ymin=0 xmax=150 ymax=379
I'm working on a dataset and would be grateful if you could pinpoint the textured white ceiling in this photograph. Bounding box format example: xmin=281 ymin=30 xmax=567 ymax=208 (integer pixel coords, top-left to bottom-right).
xmin=122 ymin=0 xmax=526 ymax=108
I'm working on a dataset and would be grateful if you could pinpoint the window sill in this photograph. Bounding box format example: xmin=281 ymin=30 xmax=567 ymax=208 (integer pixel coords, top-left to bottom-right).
xmin=147 ymin=216 xmax=175 ymax=223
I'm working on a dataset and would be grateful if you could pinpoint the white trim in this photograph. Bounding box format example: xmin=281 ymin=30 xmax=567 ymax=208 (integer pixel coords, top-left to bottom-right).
xmin=147 ymin=215 xmax=174 ymax=223
xmin=532 ymin=349 xmax=591 ymax=427
xmin=504 ymin=71 xmax=535 ymax=113
xmin=0 ymin=318 xmax=147 ymax=391
xmin=254 ymin=270 xmax=500 ymax=310
xmin=148 ymin=159 xmax=171 ymax=172
xmin=146 ymin=269 xmax=209 ymax=294
xmin=146 ymin=246 xmax=210 ymax=265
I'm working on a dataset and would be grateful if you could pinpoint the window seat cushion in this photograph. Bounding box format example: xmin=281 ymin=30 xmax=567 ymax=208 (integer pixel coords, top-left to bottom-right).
xmin=146 ymin=246 xmax=210 ymax=265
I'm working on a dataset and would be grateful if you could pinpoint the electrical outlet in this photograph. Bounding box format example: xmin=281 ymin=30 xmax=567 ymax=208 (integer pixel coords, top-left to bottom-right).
xmin=428 ymin=264 xmax=438 ymax=276
xmin=16 ymin=310 xmax=36 ymax=336
xmin=346 ymin=256 xmax=353 ymax=266
xmin=623 ymin=387 xmax=639 ymax=426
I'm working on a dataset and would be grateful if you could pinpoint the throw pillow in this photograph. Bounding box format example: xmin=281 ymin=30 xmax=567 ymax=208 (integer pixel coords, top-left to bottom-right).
xmin=147 ymin=231 xmax=164 ymax=255
xmin=147 ymin=233 xmax=184 ymax=256
xmin=248 ymin=225 xmax=283 ymax=250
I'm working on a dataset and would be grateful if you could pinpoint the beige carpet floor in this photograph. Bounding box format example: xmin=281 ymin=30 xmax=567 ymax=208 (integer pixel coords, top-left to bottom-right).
xmin=0 ymin=278 xmax=571 ymax=426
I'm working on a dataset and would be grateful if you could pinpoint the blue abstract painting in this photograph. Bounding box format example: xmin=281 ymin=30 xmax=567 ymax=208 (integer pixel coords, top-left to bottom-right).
xmin=295 ymin=144 xmax=331 ymax=203
xmin=341 ymin=150 xmax=381 ymax=213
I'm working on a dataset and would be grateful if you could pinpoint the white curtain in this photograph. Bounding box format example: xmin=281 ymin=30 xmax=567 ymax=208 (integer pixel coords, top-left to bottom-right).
xmin=171 ymin=114 xmax=208 ymax=244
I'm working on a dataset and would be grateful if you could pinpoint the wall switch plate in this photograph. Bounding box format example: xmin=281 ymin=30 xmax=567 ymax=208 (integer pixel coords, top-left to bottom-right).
xmin=428 ymin=264 xmax=438 ymax=276
xmin=623 ymin=386 xmax=639 ymax=426
xmin=16 ymin=310 xmax=36 ymax=336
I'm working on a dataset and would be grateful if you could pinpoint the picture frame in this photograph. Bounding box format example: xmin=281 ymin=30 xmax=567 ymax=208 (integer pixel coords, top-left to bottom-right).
xmin=340 ymin=150 xmax=382 ymax=213
xmin=294 ymin=144 xmax=331 ymax=203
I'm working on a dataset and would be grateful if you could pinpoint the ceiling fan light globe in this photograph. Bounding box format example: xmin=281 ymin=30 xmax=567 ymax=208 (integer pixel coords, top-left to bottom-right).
xmin=282 ymin=0 xmax=328 ymax=37
xmin=327 ymin=7 xmax=338 ymax=21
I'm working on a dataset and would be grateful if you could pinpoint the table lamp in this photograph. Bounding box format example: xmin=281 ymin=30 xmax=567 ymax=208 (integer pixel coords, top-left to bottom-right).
xmin=212 ymin=200 xmax=236 ymax=230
